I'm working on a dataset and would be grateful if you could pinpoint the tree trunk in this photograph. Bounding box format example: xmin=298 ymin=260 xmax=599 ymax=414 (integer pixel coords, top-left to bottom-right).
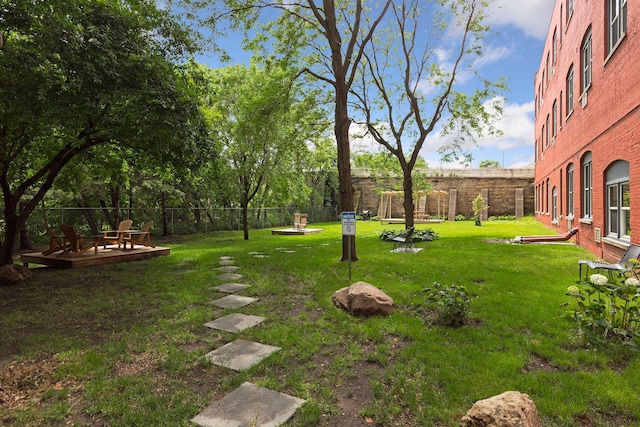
xmin=161 ymin=191 xmax=169 ymax=236
xmin=403 ymin=171 xmax=415 ymax=229
xmin=335 ymin=84 xmax=357 ymax=261
xmin=18 ymin=202 xmax=33 ymax=250
xmin=242 ymin=201 xmax=249 ymax=240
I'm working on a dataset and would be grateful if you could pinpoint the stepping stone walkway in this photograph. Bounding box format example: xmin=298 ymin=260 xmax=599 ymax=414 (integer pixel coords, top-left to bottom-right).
xmin=194 ymin=255 xmax=304 ymax=426
xmin=211 ymin=283 xmax=251 ymax=293
xmin=215 ymin=265 xmax=240 ymax=272
xmin=204 ymin=339 xmax=280 ymax=371
xmin=209 ymin=294 xmax=258 ymax=309
xmin=191 ymin=382 xmax=305 ymax=427
xmin=216 ymin=272 xmax=244 ymax=281
xmin=205 ymin=313 xmax=266 ymax=333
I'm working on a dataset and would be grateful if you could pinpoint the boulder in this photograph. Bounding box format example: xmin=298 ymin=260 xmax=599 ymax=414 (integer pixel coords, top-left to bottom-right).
xmin=0 ymin=264 xmax=32 ymax=286
xmin=332 ymin=281 xmax=394 ymax=316
xmin=460 ymin=391 xmax=542 ymax=427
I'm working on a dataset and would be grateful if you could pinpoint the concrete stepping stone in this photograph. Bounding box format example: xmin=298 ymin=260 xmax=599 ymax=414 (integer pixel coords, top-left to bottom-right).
xmin=219 ymin=259 xmax=235 ymax=266
xmin=203 ymin=339 xmax=280 ymax=371
xmin=211 ymin=283 xmax=250 ymax=293
xmin=215 ymin=265 xmax=240 ymax=272
xmin=253 ymin=254 xmax=269 ymax=258
xmin=209 ymin=295 xmax=258 ymax=309
xmin=205 ymin=313 xmax=266 ymax=333
xmin=191 ymin=381 xmax=305 ymax=427
xmin=220 ymin=256 xmax=234 ymax=260
xmin=217 ymin=273 xmax=244 ymax=281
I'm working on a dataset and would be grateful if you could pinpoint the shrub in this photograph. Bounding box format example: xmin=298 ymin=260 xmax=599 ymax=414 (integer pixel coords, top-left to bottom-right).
xmin=378 ymin=228 xmax=439 ymax=242
xmin=566 ymin=271 xmax=640 ymax=348
xmin=423 ymin=282 xmax=471 ymax=327
xmin=455 ymin=214 xmax=467 ymax=221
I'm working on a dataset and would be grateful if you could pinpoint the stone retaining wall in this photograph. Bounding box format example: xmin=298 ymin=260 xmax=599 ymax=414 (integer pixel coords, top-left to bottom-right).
xmin=352 ymin=168 xmax=535 ymax=220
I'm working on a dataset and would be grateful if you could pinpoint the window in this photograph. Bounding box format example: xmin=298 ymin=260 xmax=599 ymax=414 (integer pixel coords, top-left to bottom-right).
xmin=582 ymin=152 xmax=593 ymax=219
xmin=552 ymin=187 xmax=558 ymax=223
xmin=552 ymin=100 xmax=557 ymax=137
xmin=546 ymin=53 xmax=550 ymax=82
xmin=567 ymin=164 xmax=574 ymax=216
xmin=608 ymin=0 xmax=627 ymax=53
xmin=545 ymin=115 xmax=550 ymax=147
xmin=581 ymin=30 xmax=592 ymax=92
xmin=553 ymin=29 xmax=558 ymax=65
xmin=606 ymin=161 xmax=630 ymax=240
xmin=567 ymin=0 xmax=574 ymax=22
xmin=566 ymin=66 xmax=574 ymax=115
xmin=546 ymin=179 xmax=551 ymax=214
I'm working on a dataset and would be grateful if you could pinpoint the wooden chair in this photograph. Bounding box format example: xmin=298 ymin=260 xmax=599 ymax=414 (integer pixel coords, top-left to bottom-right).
xmin=102 ymin=219 xmax=133 ymax=249
xmin=124 ymin=220 xmax=155 ymax=249
xmin=59 ymin=225 xmax=99 ymax=257
xmin=42 ymin=224 xmax=68 ymax=255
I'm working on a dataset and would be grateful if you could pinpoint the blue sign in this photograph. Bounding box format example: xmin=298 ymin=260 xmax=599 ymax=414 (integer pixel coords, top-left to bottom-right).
xmin=341 ymin=211 xmax=356 ymax=236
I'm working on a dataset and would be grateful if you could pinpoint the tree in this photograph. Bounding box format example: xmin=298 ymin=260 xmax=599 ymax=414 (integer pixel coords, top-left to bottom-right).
xmin=0 ymin=0 xmax=207 ymax=265
xmin=188 ymin=0 xmax=394 ymax=260
xmin=195 ymin=62 xmax=326 ymax=240
xmin=351 ymin=0 xmax=505 ymax=228
xmin=479 ymin=160 xmax=501 ymax=168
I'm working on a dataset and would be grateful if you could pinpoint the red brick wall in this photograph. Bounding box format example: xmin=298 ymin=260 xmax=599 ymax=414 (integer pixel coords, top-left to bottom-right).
xmin=534 ymin=1 xmax=640 ymax=261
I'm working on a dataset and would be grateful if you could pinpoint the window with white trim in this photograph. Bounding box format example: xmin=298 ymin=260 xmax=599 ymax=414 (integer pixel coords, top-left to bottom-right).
xmin=582 ymin=152 xmax=592 ymax=219
xmin=608 ymin=0 xmax=627 ymax=53
xmin=581 ymin=30 xmax=592 ymax=92
xmin=552 ymin=187 xmax=558 ymax=223
xmin=566 ymin=66 xmax=574 ymax=115
xmin=606 ymin=160 xmax=630 ymax=240
xmin=567 ymin=0 xmax=574 ymax=22
xmin=552 ymin=100 xmax=557 ymax=137
xmin=567 ymin=164 xmax=574 ymax=216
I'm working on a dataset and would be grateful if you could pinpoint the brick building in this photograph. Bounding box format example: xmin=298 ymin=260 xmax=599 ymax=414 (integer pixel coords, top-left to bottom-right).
xmin=534 ymin=0 xmax=639 ymax=261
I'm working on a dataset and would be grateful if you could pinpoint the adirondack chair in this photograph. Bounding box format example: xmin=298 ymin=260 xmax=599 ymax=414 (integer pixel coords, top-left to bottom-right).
xmin=42 ymin=223 xmax=68 ymax=256
xmin=102 ymin=219 xmax=133 ymax=249
xmin=124 ymin=220 xmax=155 ymax=249
xmin=59 ymin=224 xmax=99 ymax=257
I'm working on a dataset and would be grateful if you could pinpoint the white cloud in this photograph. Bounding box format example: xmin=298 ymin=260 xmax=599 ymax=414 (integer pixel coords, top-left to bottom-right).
xmin=485 ymin=0 xmax=555 ymax=40
xmin=419 ymin=98 xmax=535 ymax=167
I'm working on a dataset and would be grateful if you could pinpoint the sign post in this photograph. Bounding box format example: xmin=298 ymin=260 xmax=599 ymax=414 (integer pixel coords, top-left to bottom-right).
xmin=341 ymin=212 xmax=356 ymax=280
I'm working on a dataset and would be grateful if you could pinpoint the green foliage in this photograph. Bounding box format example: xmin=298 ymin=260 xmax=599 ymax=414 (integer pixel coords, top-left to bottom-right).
xmin=479 ymin=160 xmax=501 ymax=168
xmin=423 ymin=282 xmax=472 ymax=327
xmin=455 ymin=214 xmax=467 ymax=221
xmin=472 ymin=194 xmax=488 ymax=219
xmin=378 ymin=228 xmax=439 ymax=242
xmin=566 ymin=271 xmax=640 ymax=348
xmin=488 ymin=215 xmax=516 ymax=221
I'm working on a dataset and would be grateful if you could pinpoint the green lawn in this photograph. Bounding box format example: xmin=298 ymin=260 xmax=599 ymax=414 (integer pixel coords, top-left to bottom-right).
xmin=1 ymin=217 xmax=638 ymax=426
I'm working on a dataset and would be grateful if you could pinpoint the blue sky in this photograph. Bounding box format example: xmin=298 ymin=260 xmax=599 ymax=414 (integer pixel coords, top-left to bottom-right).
xmin=192 ymin=0 xmax=555 ymax=169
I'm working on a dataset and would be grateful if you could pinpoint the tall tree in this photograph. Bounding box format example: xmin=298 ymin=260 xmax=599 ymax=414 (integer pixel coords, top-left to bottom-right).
xmin=351 ymin=0 xmax=505 ymax=228
xmin=186 ymin=0 xmax=393 ymax=260
xmin=195 ymin=62 xmax=325 ymax=240
xmin=0 ymin=0 xmax=207 ymax=265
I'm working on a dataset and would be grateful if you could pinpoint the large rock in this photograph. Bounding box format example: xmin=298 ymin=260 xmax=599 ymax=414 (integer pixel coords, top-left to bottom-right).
xmin=0 ymin=264 xmax=32 ymax=286
xmin=332 ymin=281 xmax=394 ymax=316
xmin=460 ymin=391 xmax=542 ymax=427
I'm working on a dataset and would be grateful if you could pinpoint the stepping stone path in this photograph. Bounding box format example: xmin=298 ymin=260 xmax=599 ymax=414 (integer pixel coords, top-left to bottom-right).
xmin=193 ymin=255 xmax=305 ymax=426
xmin=191 ymin=382 xmax=305 ymax=427
xmin=210 ymin=283 xmax=250 ymax=293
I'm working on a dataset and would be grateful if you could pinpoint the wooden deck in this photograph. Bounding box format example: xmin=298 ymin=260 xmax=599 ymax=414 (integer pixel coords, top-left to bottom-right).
xmin=380 ymin=218 xmax=445 ymax=225
xmin=20 ymin=245 xmax=170 ymax=269
xmin=271 ymin=227 xmax=324 ymax=236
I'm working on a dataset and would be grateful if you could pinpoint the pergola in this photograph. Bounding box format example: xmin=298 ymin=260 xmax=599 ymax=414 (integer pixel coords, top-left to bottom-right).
xmin=378 ymin=189 xmax=448 ymax=222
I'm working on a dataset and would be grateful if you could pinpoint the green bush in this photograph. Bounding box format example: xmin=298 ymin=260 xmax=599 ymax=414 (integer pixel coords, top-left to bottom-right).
xmin=566 ymin=270 xmax=640 ymax=348
xmin=423 ymin=282 xmax=471 ymax=327
xmin=378 ymin=228 xmax=439 ymax=242
xmin=455 ymin=214 xmax=467 ymax=221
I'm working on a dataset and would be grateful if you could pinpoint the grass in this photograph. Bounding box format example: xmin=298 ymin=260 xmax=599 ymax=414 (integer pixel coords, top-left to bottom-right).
xmin=1 ymin=217 xmax=639 ymax=426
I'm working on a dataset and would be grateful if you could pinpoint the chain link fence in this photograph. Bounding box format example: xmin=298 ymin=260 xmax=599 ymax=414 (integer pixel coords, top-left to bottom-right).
xmin=21 ymin=206 xmax=339 ymax=245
